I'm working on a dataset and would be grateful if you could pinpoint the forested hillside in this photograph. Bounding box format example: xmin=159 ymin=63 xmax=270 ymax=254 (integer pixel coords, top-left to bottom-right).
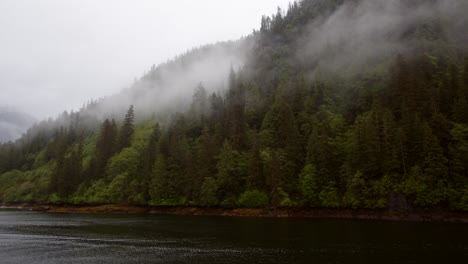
xmin=1 ymin=0 xmax=467 ymax=211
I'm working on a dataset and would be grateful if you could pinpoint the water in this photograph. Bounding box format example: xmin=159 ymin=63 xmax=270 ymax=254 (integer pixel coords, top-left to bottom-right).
xmin=0 ymin=210 xmax=467 ymax=263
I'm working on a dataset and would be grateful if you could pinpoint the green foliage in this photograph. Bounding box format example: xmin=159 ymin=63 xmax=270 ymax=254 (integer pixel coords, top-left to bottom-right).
xmin=127 ymin=179 xmax=147 ymax=205
xmin=343 ymin=172 xmax=392 ymax=209
xmin=32 ymin=149 xmax=48 ymax=169
xmin=92 ymin=119 xmax=118 ymax=181
xmin=371 ymin=175 xmax=395 ymax=208
xmin=0 ymin=165 xmax=52 ymax=203
xmin=401 ymin=166 xmax=447 ymax=207
xmin=220 ymin=197 xmax=238 ymax=208
xmin=318 ymin=184 xmax=340 ymax=208
xmin=82 ymin=135 xmax=97 ymax=169
xmin=238 ymin=190 xmax=269 ymax=208
xmin=216 ymin=141 xmax=247 ymax=200
xmin=77 ymin=174 xmax=128 ymax=205
xmin=455 ymin=188 xmax=468 ymax=211
xmin=1 ymin=0 xmax=467 ymax=212
xmin=106 ymin=147 xmax=139 ymax=180
xmin=117 ymin=105 xmax=135 ymax=151
xmin=149 ymin=156 xmax=186 ymax=206
xmin=48 ymin=193 xmax=62 ymax=204
xmin=0 ymin=170 xmax=25 ymax=202
xmin=299 ymin=164 xmax=320 ymax=206
xmin=199 ymin=177 xmax=219 ymax=207
xmin=277 ymin=187 xmax=295 ymax=207
xmin=81 ymin=179 xmax=111 ymax=204
xmin=105 ymin=173 xmax=127 ymax=203
xmin=343 ymin=171 xmax=368 ymax=209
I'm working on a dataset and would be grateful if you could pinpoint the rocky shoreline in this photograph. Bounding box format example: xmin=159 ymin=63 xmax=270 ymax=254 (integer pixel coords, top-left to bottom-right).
xmin=2 ymin=204 xmax=468 ymax=223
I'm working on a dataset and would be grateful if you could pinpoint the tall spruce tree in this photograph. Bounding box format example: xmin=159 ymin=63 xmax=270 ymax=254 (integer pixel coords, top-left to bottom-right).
xmin=118 ymin=105 xmax=135 ymax=151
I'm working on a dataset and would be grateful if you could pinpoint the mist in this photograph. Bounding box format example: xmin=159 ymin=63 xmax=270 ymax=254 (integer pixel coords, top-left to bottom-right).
xmin=0 ymin=107 xmax=37 ymax=143
xmin=0 ymin=0 xmax=291 ymax=142
xmin=87 ymin=39 xmax=253 ymax=121
xmin=3 ymin=0 xmax=466 ymax=142
xmin=296 ymin=0 xmax=468 ymax=76
xmin=0 ymin=0 xmax=291 ymax=121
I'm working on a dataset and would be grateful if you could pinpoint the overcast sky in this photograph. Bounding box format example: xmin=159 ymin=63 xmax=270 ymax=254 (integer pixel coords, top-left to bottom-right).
xmin=0 ymin=0 xmax=291 ymax=119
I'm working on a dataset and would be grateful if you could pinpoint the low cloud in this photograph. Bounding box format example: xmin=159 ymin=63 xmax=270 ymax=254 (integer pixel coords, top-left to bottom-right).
xmin=296 ymin=0 xmax=468 ymax=75
xmin=82 ymin=39 xmax=253 ymax=121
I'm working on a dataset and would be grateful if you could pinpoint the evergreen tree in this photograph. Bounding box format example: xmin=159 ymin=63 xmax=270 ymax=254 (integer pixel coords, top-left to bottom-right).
xmin=216 ymin=140 xmax=246 ymax=206
xmin=94 ymin=119 xmax=118 ymax=179
xmin=140 ymin=123 xmax=161 ymax=188
xmin=118 ymin=105 xmax=135 ymax=151
xmin=191 ymin=83 xmax=209 ymax=122
xmin=194 ymin=127 xmax=218 ymax=201
xmin=261 ymin=93 xmax=301 ymax=196
xmin=246 ymin=131 xmax=264 ymax=190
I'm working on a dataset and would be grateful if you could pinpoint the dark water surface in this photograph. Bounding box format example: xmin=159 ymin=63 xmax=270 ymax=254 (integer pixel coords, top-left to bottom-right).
xmin=0 ymin=210 xmax=467 ymax=263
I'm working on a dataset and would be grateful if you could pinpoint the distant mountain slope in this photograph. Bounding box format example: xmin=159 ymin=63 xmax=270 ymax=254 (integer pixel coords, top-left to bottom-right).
xmin=82 ymin=39 xmax=253 ymax=121
xmin=0 ymin=108 xmax=36 ymax=142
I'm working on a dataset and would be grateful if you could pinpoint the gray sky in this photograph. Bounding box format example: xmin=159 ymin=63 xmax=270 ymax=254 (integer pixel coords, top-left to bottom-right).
xmin=0 ymin=0 xmax=291 ymax=119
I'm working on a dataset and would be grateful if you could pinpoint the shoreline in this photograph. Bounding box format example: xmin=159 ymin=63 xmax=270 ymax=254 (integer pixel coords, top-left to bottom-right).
xmin=2 ymin=203 xmax=468 ymax=223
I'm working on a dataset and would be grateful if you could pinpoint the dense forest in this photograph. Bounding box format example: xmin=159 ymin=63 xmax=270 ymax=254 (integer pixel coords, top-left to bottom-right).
xmin=0 ymin=0 xmax=467 ymax=211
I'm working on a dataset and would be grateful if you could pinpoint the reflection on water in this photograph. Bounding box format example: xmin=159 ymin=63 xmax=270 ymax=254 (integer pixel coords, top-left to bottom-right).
xmin=0 ymin=210 xmax=467 ymax=263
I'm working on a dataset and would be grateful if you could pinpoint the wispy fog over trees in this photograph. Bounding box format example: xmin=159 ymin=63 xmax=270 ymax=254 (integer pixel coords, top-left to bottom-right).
xmin=0 ymin=0 xmax=467 ymax=210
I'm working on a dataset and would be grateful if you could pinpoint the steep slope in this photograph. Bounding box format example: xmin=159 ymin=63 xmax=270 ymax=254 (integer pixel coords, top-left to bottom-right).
xmin=82 ymin=39 xmax=253 ymax=121
xmin=0 ymin=0 xmax=467 ymax=211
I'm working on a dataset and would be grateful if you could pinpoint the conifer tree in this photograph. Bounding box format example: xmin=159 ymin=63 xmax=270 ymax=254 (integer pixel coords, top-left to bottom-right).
xmin=247 ymin=132 xmax=264 ymax=190
xmin=261 ymin=92 xmax=300 ymax=195
xmin=118 ymin=105 xmax=135 ymax=151
xmin=194 ymin=127 xmax=218 ymax=200
xmin=94 ymin=119 xmax=118 ymax=179
xmin=138 ymin=123 xmax=161 ymax=201
xmin=191 ymin=83 xmax=209 ymax=122
xmin=216 ymin=140 xmax=246 ymax=204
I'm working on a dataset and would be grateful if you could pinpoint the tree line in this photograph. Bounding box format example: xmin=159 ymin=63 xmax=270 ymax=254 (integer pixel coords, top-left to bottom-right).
xmin=0 ymin=0 xmax=467 ymax=210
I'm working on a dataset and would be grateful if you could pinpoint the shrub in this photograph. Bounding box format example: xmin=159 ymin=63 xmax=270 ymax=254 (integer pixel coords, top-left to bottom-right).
xmin=199 ymin=177 xmax=218 ymax=207
xmin=238 ymin=190 xmax=269 ymax=208
xmin=221 ymin=197 xmax=238 ymax=208
xmin=299 ymin=164 xmax=320 ymax=206
xmin=48 ymin=193 xmax=63 ymax=204
xmin=319 ymin=185 xmax=340 ymax=208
